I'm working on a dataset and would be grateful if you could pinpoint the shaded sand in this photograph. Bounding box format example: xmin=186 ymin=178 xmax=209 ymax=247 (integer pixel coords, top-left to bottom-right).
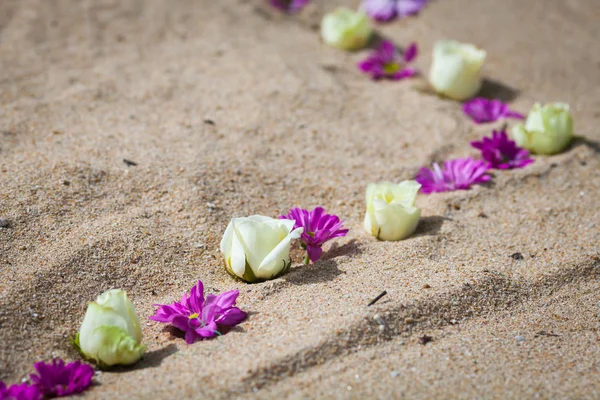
xmin=1 ymin=0 xmax=599 ymax=398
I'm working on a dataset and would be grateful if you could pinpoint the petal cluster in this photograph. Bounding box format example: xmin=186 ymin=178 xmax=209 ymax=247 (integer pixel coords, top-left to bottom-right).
xmin=462 ymin=98 xmax=524 ymax=124
xmin=280 ymin=207 xmax=348 ymax=263
xmin=30 ymin=359 xmax=94 ymax=398
xmin=358 ymin=40 xmax=418 ymax=80
xmin=0 ymin=382 xmax=42 ymax=400
xmin=471 ymin=130 xmax=533 ymax=169
xmin=416 ymin=157 xmax=490 ymax=194
xmin=150 ymin=280 xmax=246 ymax=344
xmin=362 ymin=0 xmax=428 ymax=22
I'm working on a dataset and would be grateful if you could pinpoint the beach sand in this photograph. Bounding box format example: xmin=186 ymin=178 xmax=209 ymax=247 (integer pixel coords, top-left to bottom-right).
xmin=1 ymin=0 xmax=599 ymax=398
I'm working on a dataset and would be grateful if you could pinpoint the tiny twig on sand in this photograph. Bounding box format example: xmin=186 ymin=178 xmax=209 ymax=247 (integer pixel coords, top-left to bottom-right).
xmin=367 ymin=290 xmax=387 ymax=306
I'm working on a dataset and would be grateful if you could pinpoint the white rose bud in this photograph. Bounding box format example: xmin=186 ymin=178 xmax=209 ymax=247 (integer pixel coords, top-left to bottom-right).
xmin=321 ymin=7 xmax=372 ymax=51
xmin=428 ymin=40 xmax=487 ymax=101
xmin=364 ymin=181 xmax=422 ymax=241
xmin=78 ymin=289 xmax=145 ymax=367
xmin=511 ymin=102 xmax=573 ymax=155
xmin=220 ymin=215 xmax=303 ymax=283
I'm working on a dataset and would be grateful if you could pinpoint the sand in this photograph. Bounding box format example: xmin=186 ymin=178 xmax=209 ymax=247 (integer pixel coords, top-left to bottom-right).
xmin=1 ymin=0 xmax=599 ymax=398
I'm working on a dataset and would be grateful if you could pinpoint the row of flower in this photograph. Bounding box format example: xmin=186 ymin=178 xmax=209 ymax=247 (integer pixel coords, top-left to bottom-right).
xmin=1 ymin=1 xmax=577 ymax=398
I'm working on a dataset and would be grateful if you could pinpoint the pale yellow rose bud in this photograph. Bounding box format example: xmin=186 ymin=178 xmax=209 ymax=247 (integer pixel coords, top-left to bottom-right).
xmin=428 ymin=40 xmax=486 ymax=100
xmin=220 ymin=215 xmax=303 ymax=283
xmin=511 ymin=103 xmax=573 ymax=155
xmin=78 ymin=289 xmax=145 ymax=367
xmin=364 ymin=181 xmax=422 ymax=241
xmin=321 ymin=8 xmax=372 ymax=51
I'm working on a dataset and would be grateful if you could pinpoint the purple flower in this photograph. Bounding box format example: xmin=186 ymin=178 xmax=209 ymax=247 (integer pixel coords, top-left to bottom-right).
xmin=359 ymin=40 xmax=418 ymax=81
xmin=280 ymin=207 xmax=348 ymax=263
xmin=462 ymin=98 xmax=524 ymax=124
xmin=415 ymin=157 xmax=491 ymax=194
xmin=470 ymin=130 xmax=534 ymax=170
xmin=362 ymin=0 xmax=428 ymax=22
xmin=150 ymin=280 xmax=246 ymax=344
xmin=29 ymin=359 xmax=94 ymax=398
xmin=0 ymin=382 xmax=42 ymax=400
xmin=270 ymin=0 xmax=309 ymax=13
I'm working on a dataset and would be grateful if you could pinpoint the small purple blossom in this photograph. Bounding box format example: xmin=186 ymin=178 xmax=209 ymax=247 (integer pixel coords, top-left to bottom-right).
xmin=471 ymin=130 xmax=534 ymax=170
xmin=0 ymin=382 xmax=42 ymax=400
xmin=280 ymin=207 xmax=348 ymax=263
xmin=362 ymin=0 xmax=428 ymax=22
xmin=416 ymin=157 xmax=491 ymax=194
xmin=29 ymin=359 xmax=94 ymax=398
xmin=270 ymin=0 xmax=309 ymax=13
xmin=359 ymin=40 xmax=418 ymax=81
xmin=462 ymin=98 xmax=524 ymax=124
xmin=150 ymin=280 xmax=246 ymax=344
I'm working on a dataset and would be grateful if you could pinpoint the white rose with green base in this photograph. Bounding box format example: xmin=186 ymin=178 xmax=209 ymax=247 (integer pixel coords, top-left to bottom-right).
xmin=364 ymin=181 xmax=422 ymax=241
xmin=321 ymin=7 xmax=372 ymax=51
xmin=429 ymin=40 xmax=486 ymax=101
xmin=220 ymin=215 xmax=303 ymax=283
xmin=511 ymin=103 xmax=573 ymax=155
xmin=77 ymin=289 xmax=145 ymax=367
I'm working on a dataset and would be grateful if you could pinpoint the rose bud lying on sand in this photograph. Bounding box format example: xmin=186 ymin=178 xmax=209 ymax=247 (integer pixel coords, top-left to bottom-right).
xmin=77 ymin=289 xmax=145 ymax=367
xmin=220 ymin=215 xmax=303 ymax=283
xmin=428 ymin=40 xmax=486 ymax=101
xmin=511 ymin=102 xmax=573 ymax=155
xmin=321 ymin=7 xmax=372 ymax=51
xmin=364 ymin=181 xmax=422 ymax=241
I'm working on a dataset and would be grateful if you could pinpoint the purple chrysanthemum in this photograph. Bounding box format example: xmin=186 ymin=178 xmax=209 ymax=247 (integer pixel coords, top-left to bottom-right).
xmin=362 ymin=0 xmax=428 ymax=22
xmin=29 ymin=359 xmax=94 ymax=398
xmin=471 ymin=130 xmax=534 ymax=170
xmin=0 ymin=382 xmax=42 ymax=400
xmin=270 ymin=0 xmax=309 ymax=13
xmin=415 ymin=157 xmax=491 ymax=194
xmin=462 ymin=98 xmax=524 ymax=124
xmin=280 ymin=207 xmax=348 ymax=263
xmin=150 ymin=280 xmax=246 ymax=344
xmin=358 ymin=40 xmax=418 ymax=81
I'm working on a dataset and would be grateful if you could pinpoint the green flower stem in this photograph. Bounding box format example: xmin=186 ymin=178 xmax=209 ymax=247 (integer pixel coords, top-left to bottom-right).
xmin=304 ymin=253 xmax=310 ymax=265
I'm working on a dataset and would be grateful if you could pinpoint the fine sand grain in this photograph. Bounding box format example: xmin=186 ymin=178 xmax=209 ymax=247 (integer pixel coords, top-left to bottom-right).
xmin=1 ymin=0 xmax=599 ymax=399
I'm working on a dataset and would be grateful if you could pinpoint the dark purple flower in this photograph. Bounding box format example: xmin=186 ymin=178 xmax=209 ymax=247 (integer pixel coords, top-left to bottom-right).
xmin=270 ymin=0 xmax=309 ymax=13
xmin=471 ymin=130 xmax=534 ymax=170
xmin=359 ymin=40 xmax=418 ymax=81
xmin=415 ymin=157 xmax=491 ymax=194
xmin=462 ymin=98 xmax=524 ymax=124
xmin=29 ymin=359 xmax=94 ymax=398
xmin=280 ymin=207 xmax=348 ymax=263
xmin=362 ymin=0 xmax=428 ymax=22
xmin=0 ymin=382 xmax=42 ymax=400
xmin=150 ymin=281 xmax=246 ymax=344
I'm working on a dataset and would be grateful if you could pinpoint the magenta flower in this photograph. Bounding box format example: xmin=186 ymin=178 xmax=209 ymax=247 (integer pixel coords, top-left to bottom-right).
xmin=0 ymin=382 xmax=42 ymax=400
xmin=150 ymin=280 xmax=246 ymax=344
xmin=29 ymin=359 xmax=94 ymax=398
xmin=280 ymin=207 xmax=348 ymax=264
xmin=462 ymin=98 xmax=524 ymax=124
xmin=362 ymin=0 xmax=428 ymax=22
xmin=359 ymin=41 xmax=418 ymax=81
xmin=270 ymin=0 xmax=309 ymax=13
xmin=471 ymin=130 xmax=534 ymax=170
xmin=416 ymin=157 xmax=491 ymax=194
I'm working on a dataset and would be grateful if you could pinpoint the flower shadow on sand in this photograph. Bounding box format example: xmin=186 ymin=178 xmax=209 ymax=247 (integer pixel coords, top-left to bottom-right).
xmin=110 ymin=343 xmax=178 ymax=373
xmin=412 ymin=216 xmax=450 ymax=238
xmin=478 ymin=78 xmax=520 ymax=102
